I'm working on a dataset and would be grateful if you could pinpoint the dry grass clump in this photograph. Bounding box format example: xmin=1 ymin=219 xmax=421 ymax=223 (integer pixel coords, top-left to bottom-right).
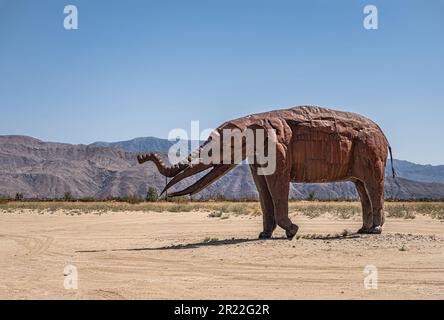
xmin=202 ymin=237 xmax=219 ymax=243
xmin=385 ymin=204 xmax=415 ymax=219
xmin=289 ymin=202 xmax=361 ymax=219
xmin=0 ymin=200 xmax=261 ymax=216
xmin=202 ymin=202 xmax=261 ymax=216
xmin=399 ymin=245 xmax=408 ymax=252
xmin=208 ymin=211 xmax=223 ymax=218
xmin=296 ymin=229 xmax=352 ymax=240
xmin=385 ymin=202 xmax=444 ymax=220
xmin=1 ymin=200 xmax=443 ymax=220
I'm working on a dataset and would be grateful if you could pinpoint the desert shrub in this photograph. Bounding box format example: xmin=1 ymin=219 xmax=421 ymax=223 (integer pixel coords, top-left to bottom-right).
xmin=63 ymin=192 xmax=73 ymax=201
xmin=146 ymin=187 xmax=159 ymax=202
xmin=306 ymin=191 xmax=317 ymax=201
xmin=78 ymin=197 xmax=96 ymax=202
xmin=208 ymin=211 xmax=223 ymax=218
xmin=126 ymin=195 xmax=142 ymax=204
xmin=15 ymin=193 xmax=24 ymax=201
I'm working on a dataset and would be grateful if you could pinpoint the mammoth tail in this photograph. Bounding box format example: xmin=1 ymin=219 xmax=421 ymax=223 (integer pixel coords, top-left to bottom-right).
xmin=389 ymin=146 xmax=396 ymax=179
xmin=375 ymin=122 xmax=396 ymax=179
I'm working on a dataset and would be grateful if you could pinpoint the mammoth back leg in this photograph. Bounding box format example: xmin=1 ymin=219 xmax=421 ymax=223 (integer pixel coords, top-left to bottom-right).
xmin=366 ymin=176 xmax=385 ymax=231
xmin=250 ymin=164 xmax=276 ymax=239
xmin=352 ymin=140 xmax=387 ymax=234
xmin=360 ymin=158 xmax=386 ymax=232
xmin=354 ymin=179 xmax=373 ymax=233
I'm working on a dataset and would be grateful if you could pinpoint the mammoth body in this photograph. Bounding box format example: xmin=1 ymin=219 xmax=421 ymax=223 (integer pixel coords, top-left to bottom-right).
xmin=139 ymin=106 xmax=391 ymax=238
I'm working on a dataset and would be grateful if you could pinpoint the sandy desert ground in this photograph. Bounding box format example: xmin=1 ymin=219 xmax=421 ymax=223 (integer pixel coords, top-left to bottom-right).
xmin=0 ymin=203 xmax=443 ymax=300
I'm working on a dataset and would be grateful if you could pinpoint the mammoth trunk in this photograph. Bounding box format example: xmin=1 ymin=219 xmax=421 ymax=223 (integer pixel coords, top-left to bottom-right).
xmin=137 ymin=153 xmax=188 ymax=177
xmin=137 ymin=143 xmax=206 ymax=177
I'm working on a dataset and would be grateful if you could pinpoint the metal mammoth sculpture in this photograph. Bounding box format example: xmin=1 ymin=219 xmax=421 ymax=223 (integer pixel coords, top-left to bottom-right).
xmin=138 ymin=106 xmax=395 ymax=239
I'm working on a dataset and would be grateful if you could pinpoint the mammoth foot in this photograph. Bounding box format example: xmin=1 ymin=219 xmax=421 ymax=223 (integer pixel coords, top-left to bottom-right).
xmin=286 ymin=224 xmax=299 ymax=240
xmin=258 ymin=231 xmax=273 ymax=239
xmin=357 ymin=225 xmax=383 ymax=234
xmin=371 ymin=226 xmax=383 ymax=234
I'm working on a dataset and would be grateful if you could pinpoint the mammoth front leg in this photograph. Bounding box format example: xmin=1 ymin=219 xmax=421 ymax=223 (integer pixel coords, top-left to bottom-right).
xmin=264 ymin=172 xmax=299 ymax=240
xmin=250 ymin=165 xmax=276 ymax=239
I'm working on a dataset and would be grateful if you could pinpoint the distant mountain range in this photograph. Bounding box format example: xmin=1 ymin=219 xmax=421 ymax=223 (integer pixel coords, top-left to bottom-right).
xmin=91 ymin=137 xmax=187 ymax=153
xmin=1 ymin=135 xmax=444 ymax=200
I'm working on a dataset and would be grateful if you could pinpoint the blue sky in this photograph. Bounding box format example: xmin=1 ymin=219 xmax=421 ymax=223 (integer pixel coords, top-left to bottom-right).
xmin=0 ymin=0 xmax=443 ymax=164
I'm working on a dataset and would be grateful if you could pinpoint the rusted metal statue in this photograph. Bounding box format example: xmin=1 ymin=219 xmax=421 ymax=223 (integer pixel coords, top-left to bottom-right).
xmin=138 ymin=106 xmax=395 ymax=239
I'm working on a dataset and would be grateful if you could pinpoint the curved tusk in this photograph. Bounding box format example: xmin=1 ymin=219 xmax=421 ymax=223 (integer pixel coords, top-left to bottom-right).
xmin=168 ymin=164 xmax=236 ymax=197
xmin=161 ymin=162 xmax=213 ymax=195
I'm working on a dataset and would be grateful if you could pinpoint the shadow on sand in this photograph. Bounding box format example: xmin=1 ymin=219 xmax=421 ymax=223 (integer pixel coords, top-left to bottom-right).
xmin=75 ymin=233 xmax=362 ymax=253
xmin=75 ymin=237 xmax=287 ymax=253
